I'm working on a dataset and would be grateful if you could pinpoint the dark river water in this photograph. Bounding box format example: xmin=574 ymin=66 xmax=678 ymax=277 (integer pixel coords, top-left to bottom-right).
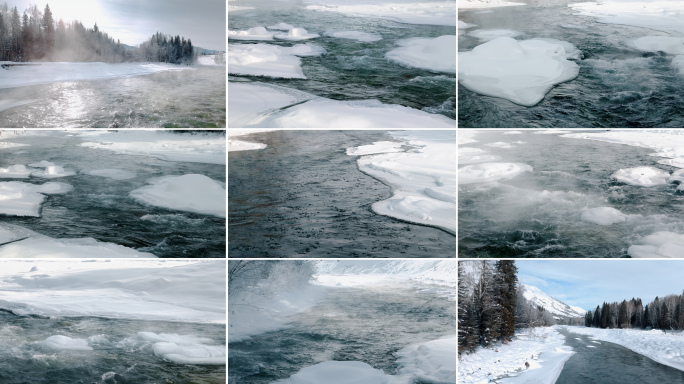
xmin=458 ymin=0 xmax=684 ymax=128
xmin=0 ymin=312 xmax=225 ymax=384
xmin=228 ymin=284 xmax=455 ymax=384
xmin=1 ymin=132 xmax=226 ymax=258
xmin=228 ymin=130 xmax=456 ymax=257
xmin=0 ymin=66 xmax=225 ymax=128
xmin=556 ymin=328 xmax=684 ymax=383
xmin=458 ymin=130 xmax=684 ymax=257
xmin=229 ymin=0 xmax=456 ymax=120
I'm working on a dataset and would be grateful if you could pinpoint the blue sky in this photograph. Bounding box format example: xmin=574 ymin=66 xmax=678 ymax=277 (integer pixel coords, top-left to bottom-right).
xmin=11 ymin=0 xmax=225 ymax=50
xmin=517 ymin=260 xmax=684 ymax=311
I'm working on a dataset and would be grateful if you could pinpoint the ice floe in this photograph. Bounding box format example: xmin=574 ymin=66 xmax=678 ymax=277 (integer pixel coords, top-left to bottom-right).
xmin=129 ymin=174 xmax=226 ymax=218
xmin=228 ymin=26 xmax=276 ymax=41
xmin=468 ymin=29 xmax=523 ymax=41
xmin=386 ymin=35 xmax=457 ymax=73
xmin=581 ymin=207 xmax=626 ymax=225
xmin=78 ymin=130 xmax=226 ymax=165
xmin=0 ymin=164 xmax=32 ymax=179
xmin=228 ymin=82 xmax=313 ymax=127
xmin=324 ymin=30 xmax=382 ymax=42
xmin=628 ymin=231 xmax=684 ymax=258
xmin=631 ymin=36 xmax=684 ymax=55
xmin=0 ymin=181 xmax=73 ymax=217
xmin=228 ymin=129 xmax=277 ymax=152
xmin=273 ymin=361 xmax=389 ymax=384
xmin=274 ymin=28 xmax=320 ymax=41
xmin=82 ymin=169 xmax=137 ymax=180
xmin=138 ymin=332 xmax=226 ymax=365
xmin=30 ymin=165 xmax=76 ymax=179
xmin=305 ymin=0 xmax=457 ymax=26
xmin=611 ymin=166 xmax=670 ymax=187
xmin=348 ymin=130 xmax=456 ymax=234
xmin=459 ymin=37 xmax=580 ymax=106
xmin=228 ymin=43 xmax=306 ymax=79
xmin=459 ymin=162 xmax=532 ymax=184
xmin=43 ymin=335 xmax=93 ymax=351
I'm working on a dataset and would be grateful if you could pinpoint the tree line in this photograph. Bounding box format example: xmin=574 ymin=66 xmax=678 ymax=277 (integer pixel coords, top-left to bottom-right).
xmin=0 ymin=2 xmax=196 ymax=63
xmin=584 ymin=291 xmax=684 ymax=331
xmin=459 ymin=261 xmax=559 ymax=354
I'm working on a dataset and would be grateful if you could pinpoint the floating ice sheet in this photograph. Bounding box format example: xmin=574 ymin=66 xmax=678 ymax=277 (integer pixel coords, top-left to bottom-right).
xmin=0 ymin=164 xmax=32 ymax=179
xmin=611 ymin=166 xmax=669 ymax=187
xmin=386 ymin=35 xmax=456 ymax=73
xmin=228 ymin=26 xmax=276 ymax=41
xmin=0 ymin=181 xmax=73 ymax=217
xmin=130 ymin=174 xmax=226 ymax=218
xmin=228 ymin=43 xmax=306 ymax=79
xmin=138 ymin=332 xmax=226 ymax=365
xmin=581 ymin=207 xmax=626 ymax=225
xmin=459 ymin=37 xmax=580 ymax=106
xmin=628 ymin=232 xmax=684 ymax=258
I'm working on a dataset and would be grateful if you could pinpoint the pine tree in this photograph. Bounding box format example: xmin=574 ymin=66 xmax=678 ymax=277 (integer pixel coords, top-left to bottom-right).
xmin=42 ymin=3 xmax=54 ymax=57
xmin=494 ymin=260 xmax=517 ymax=342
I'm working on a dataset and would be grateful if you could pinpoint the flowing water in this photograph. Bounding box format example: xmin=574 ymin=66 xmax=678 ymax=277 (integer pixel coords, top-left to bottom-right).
xmin=228 ymin=283 xmax=455 ymax=384
xmin=458 ymin=130 xmax=684 ymax=257
xmin=1 ymin=132 xmax=226 ymax=258
xmin=0 ymin=311 xmax=226 ymax=384
xmin=229 ymin=0 xmax=456 ymax=120
xmin=458 ymin=0 xmax=684 ymax=128
xmin=228 ymin=130 xmax=456 ymax=257
xmin=0 ymin=66 xmax=226 ymax=128
xmin=556 ymin=328 xmax=684 ymax=383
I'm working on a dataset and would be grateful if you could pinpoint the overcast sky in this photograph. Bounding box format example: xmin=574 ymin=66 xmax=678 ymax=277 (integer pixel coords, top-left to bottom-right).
xmin=10 ymin=0 xmax=225 ymax=50
xmin=517 ymin=260 xmax=684 ymax=311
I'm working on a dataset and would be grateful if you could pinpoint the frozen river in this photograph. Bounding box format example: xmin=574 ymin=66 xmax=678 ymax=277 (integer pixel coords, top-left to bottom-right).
xmin=459 ymin=0 xmax=684 ymax=128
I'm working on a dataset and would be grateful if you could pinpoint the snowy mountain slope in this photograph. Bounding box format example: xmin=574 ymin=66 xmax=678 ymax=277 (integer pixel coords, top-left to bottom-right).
xmin=523 ymin=284 xmax=586 ymax=319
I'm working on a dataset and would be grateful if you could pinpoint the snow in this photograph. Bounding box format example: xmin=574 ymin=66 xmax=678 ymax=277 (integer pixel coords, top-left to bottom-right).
xmin=611 ymin=166 xmax=670 ymax=187
xmin=581 ymin=207 xmax=627 ymax=225
xmin=0 ymin=62 xmax=191 ymax=90
xmin=228 ymin=26 xmax=276 ymax=41
xmin=78 ymin=130 xmax=226 ymax=165
xmin=274 ymin=28 xmax=320 ymax=41
xmin=386 ymin=36 xmax=457 ymax=73
xmin=569 ymin=0 xmax=684 ymax=36
xmin=42 ymin=335 xmax=93 ymax=351
xmin=459 ymin=0 xmax=525 ymax=9
xmin=459 ymin=326 xmax=574 ymax=384
xmin=30 ymin=165 xmax=76 ymax=179
xmin=138 ymin=333 xmax=225 ymax=365
xmin=197 ymin=54 xmax=225 ymax=66
xmin=523 ymin=285 xmax=586 ymax=318
xmin=345 ymin=141 xmax=403 ymax=156
xmin=468 ymin=29 xmax=524 ymax=41
xmin=0 ymin=260 xmax=225 ymax=322
xmin=129 ymin=174 xmax=226 ymax=218
xmin=324 ymin=30 xmax=383 ymax=42
xmin=458 ymin=37 xmax=581 ymax=106
xmin=228 ymin=43 xmax=306 ymax=79
xmin=0 ymin=181 xmax=73 ymax=217
xmin=0 ymin=234 xmax=155 ymax=258
xmin=566 ymin=326 xmax=684 ymax=371
xmin=627 ymin=231 xmax=684 ymax=258
xmin=304 ymin=0 xmax=457 ymax=27
xmin=631 ymin=36 xmax=684 ymax=55
xmin=395 ymin=336 xmax=456 ymax=383
xmin=82 ymin=168 xmax=137 ymax=180
xmin=227 ymin=128 xmax=278 ymax=152
xmin=268 ymin=22 xmax=296 ymax=30
xmin=273 ymin=361 xmax=389 ymax=384
xmin=0 ymin=164 xmax=32 ymax=179
xmin=458 ymin=162 xmax=532 ymax=184
xmin=228 ymin=82 xmax=314 ymax=128
xmin=348 ymin=130 xmax=456 ymax=234
xmin=252 ymin=98 xmax=455 ymax=128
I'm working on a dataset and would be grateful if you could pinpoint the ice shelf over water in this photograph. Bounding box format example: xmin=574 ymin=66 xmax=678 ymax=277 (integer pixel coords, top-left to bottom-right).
xmin=386 ymin=36 xmax=457 ymax=73
xmin=78 ymin=130 xmax=226 ymax=165
xmin=347 ymin=130 xmax=456 ymax=234
xmin=0 ymin=260 xmax=225 ymax=322
xmin=569 ymin=0 xmax=684 ymax=36
xmin=0 ymin=62 xmax=191 ymax=90
xmin=304 ymin=0 xmax=457 ymax=26
xmin=228 ymin=43 xmax=306 ymax=79
xmin=459 ymin=37 xmax=581 ymax=106
xmin=0 ymin=181 xmax=73 ymax=217
xmin=130 ymin=174 xmax=226 ymax=218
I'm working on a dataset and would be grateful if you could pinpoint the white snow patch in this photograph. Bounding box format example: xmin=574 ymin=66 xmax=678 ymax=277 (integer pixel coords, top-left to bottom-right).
xmin=129 ymin=174 xmax=226 ymax=218
xmin=386 ymin=35 xmax=456 ymax=73
xmin=78 ymin=130 xmax=225 ymax=165
xmin=228 ymin=26 xmax=276 ymax=41
xmin=631 ymin=36 xmax=684 ymax=55
xmin=228 ymin=43 xmax=306 ymax=79
xmin=581 ymin=207 xmax=627 ymax=225
xmin=459 ymin=37 xmax=580 ymax=106
xmin=324 ymin=30 xmax=383 ymax=42
xmin=0 ymin=181 xmax=73 ymax=217
xmin=137 ymin=332 xmax=225 ymax=365
xmin=0 ymin=164 xmax=32 ymax=179
xmin=82 ymin=169 xmax=137 ymax=180
xmin=396 ymin=336 xmax=456 ymax=383
xmin=459 ymin=162 xmax=532 ymax=184
xmin=611 ymin=166 xmax=670 ymax=187
xmin=628 ymin=231 xmax=684 ymax=258
xmin=348 ymin=130 xmax=456 ymax=233
xmin=228 ymin=82 xmax=314 ymax=128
